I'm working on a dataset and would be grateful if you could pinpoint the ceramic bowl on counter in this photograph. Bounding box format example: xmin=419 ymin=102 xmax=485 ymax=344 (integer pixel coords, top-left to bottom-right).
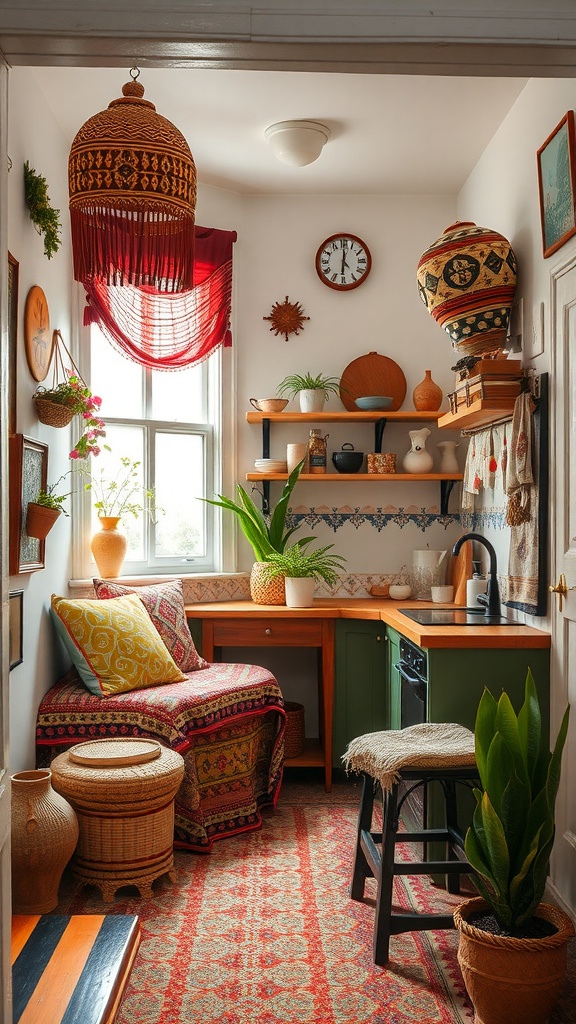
xmin=355 ymin=396 xmax=393 ymax=411
xmin=249 ymin=398 xmax=289 ymax=413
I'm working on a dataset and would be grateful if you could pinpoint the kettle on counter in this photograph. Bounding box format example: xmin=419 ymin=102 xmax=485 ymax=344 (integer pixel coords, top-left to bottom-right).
xmin=411 ymin=549 xmax=448 ymax=600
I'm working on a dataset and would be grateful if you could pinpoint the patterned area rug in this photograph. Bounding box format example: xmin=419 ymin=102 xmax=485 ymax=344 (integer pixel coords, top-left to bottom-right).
xmin=54 ymin=773 xmax=576 ymax=1024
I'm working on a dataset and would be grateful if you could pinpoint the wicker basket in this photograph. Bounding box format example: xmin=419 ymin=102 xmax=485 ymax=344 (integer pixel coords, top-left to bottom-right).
xmin=284 ymin=701 xmax=305 ymax=758
xmin=34 ymin=395 xmax=76 ymax=427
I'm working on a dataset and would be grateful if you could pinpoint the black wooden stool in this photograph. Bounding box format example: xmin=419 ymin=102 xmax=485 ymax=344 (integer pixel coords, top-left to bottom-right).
xmin=350 ymin=765 xmax=478 ymax=965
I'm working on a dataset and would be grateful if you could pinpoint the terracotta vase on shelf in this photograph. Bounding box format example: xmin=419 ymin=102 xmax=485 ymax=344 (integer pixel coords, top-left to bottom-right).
xmin=413 ymin=370 xmax=443 ymax=411
xmin=11 ymin=769 xmax=79 ymax=914
xmin=90 ymin=516 xmax=127 ymax=578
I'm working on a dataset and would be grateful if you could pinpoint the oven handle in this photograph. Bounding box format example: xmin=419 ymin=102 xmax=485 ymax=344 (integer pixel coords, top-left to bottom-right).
xmin=394 ymin=661 xmax=427 ymax=703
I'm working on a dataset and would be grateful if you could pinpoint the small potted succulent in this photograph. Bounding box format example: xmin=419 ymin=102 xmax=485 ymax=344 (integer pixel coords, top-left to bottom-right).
xmin=260 ymin=541 xmax=347 ymax=607
xmin=26 ymin=473 xmax=74 ymax=540
xmin=453 ymin=669 xmax=573 ymax=1024
xmin=277 ymin=372 xmax=342 ymax=413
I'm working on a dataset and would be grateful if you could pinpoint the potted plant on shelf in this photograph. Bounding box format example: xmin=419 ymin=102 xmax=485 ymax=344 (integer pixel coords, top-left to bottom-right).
xmin=277 ymin=371 xmax=342 ymax=413
xmin=82 ymin=456 xmax=160 ymax=578
xmin=260 ymin=542 xmax=347 ymax=608
xmin=26 ymin=473 xmax=75 ymax=540
xmin=204 ymin=459 xmax=314 ymax=604
xmin=453 ymin=669 xmax=573 ymax=1024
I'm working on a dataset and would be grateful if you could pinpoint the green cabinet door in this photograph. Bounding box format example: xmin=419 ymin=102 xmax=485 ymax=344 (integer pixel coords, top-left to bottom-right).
xmin=387 ymin=626 xmax=402 ymax=730
xmin=333 ymin=620 xmax=387 ymax=767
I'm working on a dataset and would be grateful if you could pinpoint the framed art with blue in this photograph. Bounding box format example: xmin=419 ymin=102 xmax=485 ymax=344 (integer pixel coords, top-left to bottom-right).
xmin=537 ymin=111 xmax=576 ymax=259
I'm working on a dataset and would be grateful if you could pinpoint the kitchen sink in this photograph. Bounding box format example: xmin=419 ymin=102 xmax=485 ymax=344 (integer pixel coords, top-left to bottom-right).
xmin=400 ymin=607 xmax=521 ymax=626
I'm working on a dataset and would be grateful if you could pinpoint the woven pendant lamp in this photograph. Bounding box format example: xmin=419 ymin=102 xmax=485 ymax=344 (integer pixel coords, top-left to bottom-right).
xmin=69 ymin=69 xmax=196 ymax=293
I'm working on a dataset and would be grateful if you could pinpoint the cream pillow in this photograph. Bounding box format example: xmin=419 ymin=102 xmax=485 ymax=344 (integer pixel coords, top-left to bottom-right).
xmin=51 ymin=592 xmax=187 ymax=697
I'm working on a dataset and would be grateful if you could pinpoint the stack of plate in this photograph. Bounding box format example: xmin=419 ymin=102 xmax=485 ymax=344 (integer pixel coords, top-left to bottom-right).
xmin=254 ymin=458 xmax=288 ymax=473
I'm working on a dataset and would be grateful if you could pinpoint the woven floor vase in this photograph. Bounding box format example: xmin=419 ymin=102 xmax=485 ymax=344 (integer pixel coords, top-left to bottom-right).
xmin=454 ymin=897 xmax=575 ymax=1024
xmin=90 ymin=516 xmax=127 ymax=578
xmin=11 ymin=769 xmax=79 ymax=914
xmin=417 ymin=221 xmax=517 ymax=357
xmin=250 ymin=562 xmax=285 ymax=605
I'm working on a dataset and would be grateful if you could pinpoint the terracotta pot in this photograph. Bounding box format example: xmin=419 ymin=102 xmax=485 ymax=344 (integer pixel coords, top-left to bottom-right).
xmin=417 ymin=221 xmax=517 ymax=356
xmin=26 ymin=502 xmax=61 ymax=540
xmin=413 ymin=369 xmax=443 ymax=411
xmin=11 ymin=769 xmax=79 ymax=914
xmin=90 ymin=516 xmax=127 ymax=578
xmin=454 ymin=897 xmax=575 ymax=1024
xmin=250 ymin=562 xmax=285 ymax=605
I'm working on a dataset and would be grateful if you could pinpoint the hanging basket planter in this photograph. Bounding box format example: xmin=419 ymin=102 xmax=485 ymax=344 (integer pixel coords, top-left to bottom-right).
xmin=34 ymin=393 xmax=76 ymax=427
xmin=32 ymin=330 xmax=105 ymax=459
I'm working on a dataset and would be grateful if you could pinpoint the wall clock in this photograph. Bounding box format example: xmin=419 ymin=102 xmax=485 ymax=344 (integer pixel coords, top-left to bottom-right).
xmin=24 ymin=285 xmax=53 ymax=382
xmin=315 ymin=233 xmax=372 ymax=291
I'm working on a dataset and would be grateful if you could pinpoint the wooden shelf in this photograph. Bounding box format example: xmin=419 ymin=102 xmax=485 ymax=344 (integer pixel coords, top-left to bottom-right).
xmin=438 ymin=397 xmax=517 ymax=430
xmin=246 ymin=410 xmax=443 ymax=424
xmin=284 ymin=738 xmax=324 ymax=768
xmin=247 ymin=472 xmax=464 ymax=482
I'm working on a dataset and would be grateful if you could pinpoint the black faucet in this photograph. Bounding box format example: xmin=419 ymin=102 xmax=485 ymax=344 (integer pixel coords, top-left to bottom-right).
xmin=452 ymin=532 xmax=501 ymax=617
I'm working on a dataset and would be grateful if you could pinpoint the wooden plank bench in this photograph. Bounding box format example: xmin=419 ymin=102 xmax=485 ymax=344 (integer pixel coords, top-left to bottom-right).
xmin=11 ymin=915 xmax=140 ymax=1024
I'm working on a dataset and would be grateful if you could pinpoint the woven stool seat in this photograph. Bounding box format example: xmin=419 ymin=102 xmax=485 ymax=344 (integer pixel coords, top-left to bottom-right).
xmin=51 ymin=738 xmax=185 ymax=902
xmin=343 ymin=724 xmax=477 ymax=966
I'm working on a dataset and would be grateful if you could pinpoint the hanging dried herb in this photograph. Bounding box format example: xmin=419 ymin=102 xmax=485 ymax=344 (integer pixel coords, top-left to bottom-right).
xmin=23 ymin=161 xmax=62 ymax=259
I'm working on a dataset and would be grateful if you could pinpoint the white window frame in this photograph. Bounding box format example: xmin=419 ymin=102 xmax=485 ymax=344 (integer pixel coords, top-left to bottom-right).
xmin=71 ymin=300 xmax=235 ymax=580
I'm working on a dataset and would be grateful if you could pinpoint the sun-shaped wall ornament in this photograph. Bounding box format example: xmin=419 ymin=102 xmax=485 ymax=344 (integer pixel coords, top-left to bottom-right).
xmin=263 ymin=295 xmax=310 ymax=342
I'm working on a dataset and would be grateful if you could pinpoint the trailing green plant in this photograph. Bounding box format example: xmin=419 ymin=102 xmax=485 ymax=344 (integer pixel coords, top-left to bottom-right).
xmin=277 ymin=372 xmax=341 ymax=402
xmin=83 ymin=456 xmax=161 ymax=520
xmin=34 ymin=472 xmax=76 ymax=517
xmin=203 ymin=459 xmax=314 ymax=562
xmin=23 ymin=161 xmax=62 ymax=259
xmin=261 ymin=542 xmax=347 ymax=587
xmin=465 ymin=669 xmax=570 ymax=933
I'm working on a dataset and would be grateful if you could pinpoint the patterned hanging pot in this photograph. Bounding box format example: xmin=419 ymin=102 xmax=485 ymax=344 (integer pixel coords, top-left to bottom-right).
xmin=417 ymin=221 xmax=517 ymax=357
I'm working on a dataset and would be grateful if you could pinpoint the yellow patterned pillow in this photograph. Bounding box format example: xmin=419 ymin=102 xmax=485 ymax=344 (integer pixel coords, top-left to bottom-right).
xmin=51 ymin=592 xmax=187 ymax=697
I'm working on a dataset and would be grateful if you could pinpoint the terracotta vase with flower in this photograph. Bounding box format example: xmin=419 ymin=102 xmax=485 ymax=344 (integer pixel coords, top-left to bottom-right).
xmin=83 ymin=456 xmax=160 ymax=578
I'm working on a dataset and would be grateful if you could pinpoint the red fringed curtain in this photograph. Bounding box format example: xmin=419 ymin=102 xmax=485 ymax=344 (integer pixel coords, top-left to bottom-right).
xmin=83 ymin=226 xmax=237 ymax=370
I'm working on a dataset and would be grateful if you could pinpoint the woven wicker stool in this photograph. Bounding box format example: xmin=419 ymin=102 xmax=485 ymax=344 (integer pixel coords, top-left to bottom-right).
xmin=51 ymin=738 xmax=185 ymax=902
xmin=343 ymin=723 xmax=477 ymax=966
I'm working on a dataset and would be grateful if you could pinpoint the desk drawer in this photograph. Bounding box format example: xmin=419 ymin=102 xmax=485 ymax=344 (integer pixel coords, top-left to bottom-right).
xmin=212 ymin=618 xmax=323 ymax=647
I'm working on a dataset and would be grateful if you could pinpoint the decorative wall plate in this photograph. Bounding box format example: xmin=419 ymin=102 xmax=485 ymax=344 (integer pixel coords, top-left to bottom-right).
xmin=24 ymin=285 xmax=53 ymax=382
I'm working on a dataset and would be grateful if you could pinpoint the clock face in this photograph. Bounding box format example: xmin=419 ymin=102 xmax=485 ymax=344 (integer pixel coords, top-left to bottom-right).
xmin=315 ymin=233 xmax=372 ymax=290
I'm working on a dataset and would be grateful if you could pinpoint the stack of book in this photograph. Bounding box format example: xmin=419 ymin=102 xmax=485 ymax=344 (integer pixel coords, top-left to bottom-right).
xmin=448 ymin=359 xmax=524 ymax=414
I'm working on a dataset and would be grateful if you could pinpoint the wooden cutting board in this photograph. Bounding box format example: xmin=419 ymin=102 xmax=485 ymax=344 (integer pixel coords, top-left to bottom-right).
xmin=451 ymin=541 xmax=473 ymax=605
xmin=339 ymin=351 xmax=407 ymax=411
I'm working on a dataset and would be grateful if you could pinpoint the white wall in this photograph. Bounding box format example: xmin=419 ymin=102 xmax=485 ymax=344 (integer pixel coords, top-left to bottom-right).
xmin=7 ymin=68 xmax=75 ymax=772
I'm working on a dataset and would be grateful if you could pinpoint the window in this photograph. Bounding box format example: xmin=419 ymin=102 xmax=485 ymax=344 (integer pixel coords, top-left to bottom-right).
xmin=75 ymin=324 xmax=222 ymax=577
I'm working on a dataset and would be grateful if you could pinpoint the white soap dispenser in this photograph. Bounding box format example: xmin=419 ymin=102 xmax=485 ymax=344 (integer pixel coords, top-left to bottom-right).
xmin=467 ymin=560 xmax=487 ymax=607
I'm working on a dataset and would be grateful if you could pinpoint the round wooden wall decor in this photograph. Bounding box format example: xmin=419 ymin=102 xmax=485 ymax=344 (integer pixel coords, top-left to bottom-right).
xmin=339 ymin=351 xmax=407 ymax=411
xmin=24 ymin=285 xmax=53 ymax=382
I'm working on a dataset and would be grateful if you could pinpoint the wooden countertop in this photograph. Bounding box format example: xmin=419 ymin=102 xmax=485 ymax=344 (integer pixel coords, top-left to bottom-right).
xmin=185 ymin=598 xmax=551 ymax=649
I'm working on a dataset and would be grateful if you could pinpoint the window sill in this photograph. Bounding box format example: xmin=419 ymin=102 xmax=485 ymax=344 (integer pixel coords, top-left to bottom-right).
xmin=68 ymin=572 xmax=251 ymax=602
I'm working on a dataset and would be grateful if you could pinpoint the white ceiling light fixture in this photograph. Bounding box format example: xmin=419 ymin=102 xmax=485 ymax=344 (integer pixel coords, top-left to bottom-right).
xmin=265 ymin=120 xmax=331 ymax=167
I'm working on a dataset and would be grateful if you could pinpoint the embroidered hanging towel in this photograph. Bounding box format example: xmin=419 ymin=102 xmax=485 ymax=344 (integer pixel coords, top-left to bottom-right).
xmin=505 ymin=392 xmax=533 ymax=525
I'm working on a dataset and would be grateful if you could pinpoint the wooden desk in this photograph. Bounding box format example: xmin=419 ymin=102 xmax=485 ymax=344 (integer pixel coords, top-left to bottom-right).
xmin=12 ymin=914 xmax=140 ymax=1024
xmin=186 ymin=601 xmax=338 ymax=791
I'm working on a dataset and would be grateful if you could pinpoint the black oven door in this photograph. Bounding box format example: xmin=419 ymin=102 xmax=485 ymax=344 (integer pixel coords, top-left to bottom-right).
xmin=396 ymin=660 xmax=427 ymax=728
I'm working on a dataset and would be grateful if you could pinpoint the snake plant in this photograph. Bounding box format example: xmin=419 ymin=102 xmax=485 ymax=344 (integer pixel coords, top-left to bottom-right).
xmin=203 ymin=459 xmax=313 ymax=562
xmin=465 ymin=669 xmax=569 ymax=932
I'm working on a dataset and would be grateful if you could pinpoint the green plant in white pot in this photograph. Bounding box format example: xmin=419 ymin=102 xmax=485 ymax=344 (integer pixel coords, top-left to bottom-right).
xmin=203 ymin=460 xmax=315 ymax=604
xmin=261 ymin=542 xmax=346 ymax=607
xmin=277 ymin=372 xmax=342 ymax=413
xmin=453 ymin=669 xmax=573 ymax=1024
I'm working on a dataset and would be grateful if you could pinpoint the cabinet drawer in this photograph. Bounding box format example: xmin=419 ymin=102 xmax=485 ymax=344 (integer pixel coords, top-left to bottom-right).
xmin=212 ymin=618 xmax=323 ymax=647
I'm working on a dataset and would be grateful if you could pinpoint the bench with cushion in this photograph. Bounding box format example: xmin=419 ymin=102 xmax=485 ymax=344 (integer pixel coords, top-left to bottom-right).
xmin=36 ymin=580 xmax=286 ymax=851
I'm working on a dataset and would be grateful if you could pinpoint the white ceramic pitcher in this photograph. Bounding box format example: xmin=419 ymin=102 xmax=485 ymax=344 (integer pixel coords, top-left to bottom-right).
xmin=411 ymin=549 xmax=448 ymax=600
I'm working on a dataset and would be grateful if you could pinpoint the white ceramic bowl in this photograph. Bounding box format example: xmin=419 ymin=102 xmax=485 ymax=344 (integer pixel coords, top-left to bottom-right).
xmin=389 ymin=584 xmax=412 ymax=600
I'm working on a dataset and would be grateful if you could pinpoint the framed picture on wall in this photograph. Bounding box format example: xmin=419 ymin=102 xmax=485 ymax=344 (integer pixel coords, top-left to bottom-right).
xmin=537 ymin=111 xmax=576 ymax=259
xmin=8 ymin=252 xmax=18 ymax=435
xmin=9 ymin=591 xmax=23 ymax=670
xmin=9 ymin=434 xmax=48 ymax=575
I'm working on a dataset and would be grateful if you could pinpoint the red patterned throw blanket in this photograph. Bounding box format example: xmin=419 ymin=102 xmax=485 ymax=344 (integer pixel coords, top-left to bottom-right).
xmin=36 ymin=663 xmax=286 ymax=852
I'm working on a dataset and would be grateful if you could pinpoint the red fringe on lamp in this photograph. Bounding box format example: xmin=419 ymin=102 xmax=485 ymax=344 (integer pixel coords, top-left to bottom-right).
xmin=68 ymin=71 xmax=197 ymax=294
